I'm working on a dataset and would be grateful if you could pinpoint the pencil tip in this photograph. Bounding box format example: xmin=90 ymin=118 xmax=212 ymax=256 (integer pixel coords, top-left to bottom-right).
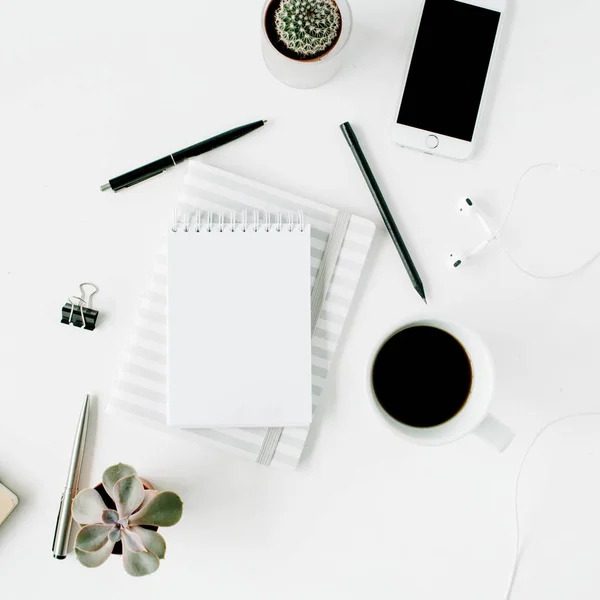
xmin=262 ymin=119 xmax=268 ymax=124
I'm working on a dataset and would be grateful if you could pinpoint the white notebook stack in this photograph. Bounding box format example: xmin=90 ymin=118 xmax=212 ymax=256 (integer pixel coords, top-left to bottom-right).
xmin=109 ymin=161 xmax=376 ymax=469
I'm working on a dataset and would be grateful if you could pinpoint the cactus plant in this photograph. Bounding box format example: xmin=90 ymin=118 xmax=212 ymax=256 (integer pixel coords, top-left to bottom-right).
xmin=71 ymin=463 xmax=183 ymax=577
xmin=274 ymin=0 xmax=341 ymax=58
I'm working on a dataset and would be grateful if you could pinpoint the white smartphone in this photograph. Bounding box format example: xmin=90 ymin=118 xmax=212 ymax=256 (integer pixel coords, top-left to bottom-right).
xmin=392 ymin=0 xmax=506 ymax=160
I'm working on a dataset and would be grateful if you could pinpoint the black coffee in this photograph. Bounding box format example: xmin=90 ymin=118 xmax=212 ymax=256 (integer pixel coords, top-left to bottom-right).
xmin=371 ymin=326 xmax=472 ymax=428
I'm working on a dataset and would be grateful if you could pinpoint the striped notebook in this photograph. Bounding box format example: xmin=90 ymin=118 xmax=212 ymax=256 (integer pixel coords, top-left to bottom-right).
xmin=108 ymin=161 xmax=376 ymax=469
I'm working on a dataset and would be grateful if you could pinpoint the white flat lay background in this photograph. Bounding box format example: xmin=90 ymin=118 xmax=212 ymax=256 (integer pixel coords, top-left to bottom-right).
xmin=1 ymin=0 xmax=600 ymax=598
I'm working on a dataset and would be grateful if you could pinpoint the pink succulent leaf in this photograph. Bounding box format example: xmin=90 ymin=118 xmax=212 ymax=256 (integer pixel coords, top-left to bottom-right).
xmin=113 ymin=474 xmax=145 ymax=519
xmin=75 ymin=524 xmax=113 ymax=552
xmin=133 ymin=490 xmax=158 ymax=515
xmin=123 ymin=546 xmax=160 ymax=577
xmin=132 ymin=527 xmax=166 ymax=559
xmin=102 ymin=509 xmax=119 ymax=525
xmin=102 ymin=463 xmax=137 ymax=501
xmin=121 ymin=527 xmax=146 ymax=553
xmin=71 ymin=488 xmax=108 ymax=525
xmin=75 ymin=539 xmax=115 ymax=568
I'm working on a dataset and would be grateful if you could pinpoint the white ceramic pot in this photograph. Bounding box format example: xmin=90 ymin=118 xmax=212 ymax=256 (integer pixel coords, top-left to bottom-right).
xmin=261 ymin=0 xmax=353 ymax=89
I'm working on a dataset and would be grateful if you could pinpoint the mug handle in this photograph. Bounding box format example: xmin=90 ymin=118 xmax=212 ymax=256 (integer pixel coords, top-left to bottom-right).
xmin=474 ymin=414 xmax=514 ymax=452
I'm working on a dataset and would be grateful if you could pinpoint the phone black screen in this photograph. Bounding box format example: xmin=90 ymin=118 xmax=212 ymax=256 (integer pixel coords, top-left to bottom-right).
xmin=397 ymin=0 xmax=501 ymax=142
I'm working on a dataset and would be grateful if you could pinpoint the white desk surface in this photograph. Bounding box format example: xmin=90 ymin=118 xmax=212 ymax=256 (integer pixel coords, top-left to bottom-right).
xmin=2 ymin=0 xmax=600 ymax=598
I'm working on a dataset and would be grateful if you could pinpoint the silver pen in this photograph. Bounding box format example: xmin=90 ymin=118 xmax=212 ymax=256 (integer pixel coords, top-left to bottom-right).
xmin=52 ymin=395 xmax=91 ymax=559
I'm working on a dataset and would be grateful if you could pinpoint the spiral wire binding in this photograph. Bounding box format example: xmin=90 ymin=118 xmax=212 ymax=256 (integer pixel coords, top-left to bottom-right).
xmin=171 ymin=208 xmax=306 ymax=233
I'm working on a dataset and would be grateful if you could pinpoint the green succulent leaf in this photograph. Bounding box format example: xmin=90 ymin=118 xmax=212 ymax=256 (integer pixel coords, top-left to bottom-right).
xmin=122 ymin=528 xmax=146 ymax=553
xmin=129 ymin=491 xmax=183 ymax=527
xmin=123 ymin=547 xmax=160 ymax=577
xmin=72 ymin=488 xmax=108 ymax=525
xmin=75 ymin=539 xmax=115 ymax=568
xmin=132 ymin=527 xmax=166 ymax=559
xmin=75 ymin=524 xmax=113 ymax=552
xmin=108 ymin=527 xmax=122 ymax=543
xmin=102 ymin=509 xmax=119 ymax=525
xmin=102 ymin=463 xmax=137 ymax=501
xmin=113 ymin=474 xmax=145 ymax=519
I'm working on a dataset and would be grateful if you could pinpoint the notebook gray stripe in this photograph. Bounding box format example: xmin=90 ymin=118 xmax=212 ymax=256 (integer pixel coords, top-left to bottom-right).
xmin=318 ymin=309 xmax=345 ymax=326
xmin=136 ymin=328 xmax=167 ymax=345
xmin=311 ymin=345 xmax=331 ymax=360
xmin=117 ymin=381 xmax=166 ymax=404
xmin=323 ymin=291 xmax=351 ymax=309
xmin=144 ymin=289 xmax=168 ymax=304
xmin=112 ymin=399 xmax=169 ymax=422
xmin=129 ymin=345 xmax=167 ymax=363
xmin=313 ymin=328 xmax=339 ymax=343
xmin=153 ymin=273 xmax=168 ymax=286
xmin=325 ymin=269 xmax=359 ymax=290
xmin=312 ymin=365 xmax=328 ymax=379
xmin=124 ymin=363 xmax=166 ymax=385
xmin=310 ymin=246 xmax=364 ymax=271
xmin=139 ymin=308 xmax=167 ymax=325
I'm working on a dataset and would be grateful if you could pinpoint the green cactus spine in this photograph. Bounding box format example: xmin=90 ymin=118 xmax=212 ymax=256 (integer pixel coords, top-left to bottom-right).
xmin=274 ymin=0 xmax=341 ymax=58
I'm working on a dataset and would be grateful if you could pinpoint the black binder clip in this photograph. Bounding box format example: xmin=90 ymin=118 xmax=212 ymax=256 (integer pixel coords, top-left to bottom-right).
xmin=61 ymin=283 xmax=99 ymax=331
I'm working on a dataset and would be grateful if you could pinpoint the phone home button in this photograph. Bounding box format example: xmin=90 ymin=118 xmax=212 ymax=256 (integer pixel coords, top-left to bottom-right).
xmin=426 ymin=135 xmax=439 ymax=149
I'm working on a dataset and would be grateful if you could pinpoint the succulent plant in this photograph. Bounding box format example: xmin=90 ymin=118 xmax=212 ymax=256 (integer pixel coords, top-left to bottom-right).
xmin=71 ymin=463 xmax=183 ymax=577
xmin=274 ymin=0 xmax=341 ymax=58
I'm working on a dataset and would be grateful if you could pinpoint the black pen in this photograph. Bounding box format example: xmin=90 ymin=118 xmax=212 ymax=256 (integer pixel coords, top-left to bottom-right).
xmin=101 ymin=120 xmax=267 ymax=193
xmin=340 ymin=122 xmax=427 ymax=304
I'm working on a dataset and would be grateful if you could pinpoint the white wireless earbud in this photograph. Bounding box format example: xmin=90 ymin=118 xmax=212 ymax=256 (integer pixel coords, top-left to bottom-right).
xmin=450 ymin=198 xmax=497 ymax=268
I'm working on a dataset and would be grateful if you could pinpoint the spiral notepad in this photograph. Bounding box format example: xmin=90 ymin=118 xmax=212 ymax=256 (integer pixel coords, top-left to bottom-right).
xmin=168 ymin=209 xmax=312 ymax=428
xmin=109 ymin=161 xmax=376 ymax=469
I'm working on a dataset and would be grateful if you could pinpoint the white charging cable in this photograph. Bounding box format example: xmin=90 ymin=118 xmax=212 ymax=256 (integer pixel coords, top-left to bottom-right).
xmin=505 ymin=413 xmax=600 ymax=599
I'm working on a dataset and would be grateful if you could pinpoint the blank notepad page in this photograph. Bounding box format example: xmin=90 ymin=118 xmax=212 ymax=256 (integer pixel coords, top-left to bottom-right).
xmin=167 ymin=216 xmax=312 ymax=428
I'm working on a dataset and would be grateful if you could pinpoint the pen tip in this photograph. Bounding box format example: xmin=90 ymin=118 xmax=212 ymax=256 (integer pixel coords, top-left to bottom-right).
xmin=262 ymin=120 xmax=268 ymax=124
xmin=100 ymin=183 xmax=111 ymax=192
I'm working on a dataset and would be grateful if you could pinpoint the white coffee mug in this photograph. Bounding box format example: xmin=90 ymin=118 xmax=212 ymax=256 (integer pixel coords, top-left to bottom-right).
xmin=367 ymin=317 xmax=514 ymax=451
